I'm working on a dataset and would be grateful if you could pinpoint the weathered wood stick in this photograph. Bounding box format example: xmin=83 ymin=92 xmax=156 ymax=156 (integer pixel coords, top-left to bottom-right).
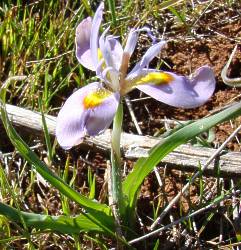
xmin=2 ymin=104 xmax=241 ymax=177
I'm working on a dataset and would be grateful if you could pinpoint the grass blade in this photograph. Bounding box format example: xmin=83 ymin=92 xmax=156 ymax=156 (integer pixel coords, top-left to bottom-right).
xmin=38 ymin=97 xmax=53 ymax=163
xmin=107 ymin=0 xmax=117 ymax=26
xmin=81 ymin=0 xmax=93 ymax=16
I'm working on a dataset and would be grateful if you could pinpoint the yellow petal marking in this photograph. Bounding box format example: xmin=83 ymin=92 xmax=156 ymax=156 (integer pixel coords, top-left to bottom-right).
xmin=97 ymin=48 xmax=108 ymax=74
xmin=97 ymin=48 xmax=103 ymax=61
xmin=83 ymin=88 xmax=112 ymax=109
xmin=135 ymin=72 xmax=174 ymax=86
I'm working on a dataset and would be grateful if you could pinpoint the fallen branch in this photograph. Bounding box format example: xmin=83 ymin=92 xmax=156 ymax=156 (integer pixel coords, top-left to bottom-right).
xmin=1 ymin=104 xmax=241 ymax=177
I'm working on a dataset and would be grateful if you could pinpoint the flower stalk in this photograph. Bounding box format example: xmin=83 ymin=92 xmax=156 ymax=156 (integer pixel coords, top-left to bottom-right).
xmin=110 ymin=101 xmax=124 ymax=239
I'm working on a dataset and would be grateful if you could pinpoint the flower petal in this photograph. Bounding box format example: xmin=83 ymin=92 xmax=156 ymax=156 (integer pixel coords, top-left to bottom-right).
xmin=129 ymin=41 xmax=166 ymax=76
xmin=91 ymin=2 xmax=104 ymax=69
xmin=107 ymin=36 xmax=123 ymax=70
xmin=124 ymin=28 xmax=138 ymax=57
xmin=56 ymin=82 xmax=119 ymax=149
xmin=56 ymin=83 xmax=95 ymax=149
xmin=124 ymin=27 xmax=157 ymax=58
xmin=99 ymin=28 xmax=114 ymax=68
xmin=98 ymin=30 xmax=122 ymax=91
xmin=99 ymin=29 xmax=123 ymax=70
xmin=75 ymin=17 xmax=95 ymax=71
xmin=135 ymin=66 xmax=216 ymax=108
xmin=101 ymin=66 xmax=120 ymax=91
xmin=85 ymin=91 xmax=120 ymax=136
xmin=139 ymin=41 xmax=166 ymax=68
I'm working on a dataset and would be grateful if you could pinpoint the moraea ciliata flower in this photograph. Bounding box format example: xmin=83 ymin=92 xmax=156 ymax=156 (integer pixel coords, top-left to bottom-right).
xmin=56 ymin=2 xmax=216 ymax=149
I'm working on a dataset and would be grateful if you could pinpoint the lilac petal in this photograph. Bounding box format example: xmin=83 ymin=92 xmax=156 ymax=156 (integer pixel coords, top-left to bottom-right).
xmin=124 ymin=27 xmax=158 ymax=58
xmin=99 ymin=29 xmax=123 ymax=70
xmin=129 ymin=41 xmax=166 ymax=76
xmin=141 ymin=26 xmax=157 ymax=43
xmin=96 ymin=58 xmax=106 ymax=79
xmin=124 ymin=28 xmax=138 ymax=57
xmin=85 ymin=91 xmax=120 ymax=136
xmin=139 ymin=41 xmax=166 ymax=68
xmin=107 ymin=36 xmax=123 ymax=70
xmin=135 ymin=66 xmax=216 ymax=108
xmin=75 ymin=17 xmax=95 ymax=71
xmin=56 ymin=83 xmax=97 ymax=149
xmin=56 ymin=82 xmax=119 ymax=149
xmin=90 ymin=2 xmax=104 ymax=69
xmin=99 ymin=28 xmax=113 ymax=67
xmin=98 ymin=30 xmax=122 ymax=90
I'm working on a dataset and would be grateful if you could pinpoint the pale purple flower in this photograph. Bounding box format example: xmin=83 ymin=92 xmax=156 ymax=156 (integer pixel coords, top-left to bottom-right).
xmin=56 ymin=2 xmax=216 ymax=149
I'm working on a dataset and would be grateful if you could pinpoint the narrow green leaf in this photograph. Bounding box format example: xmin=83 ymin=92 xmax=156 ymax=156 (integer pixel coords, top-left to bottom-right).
xmin=0 ymin=202 xmax=105 ymax=234
xmin=89 ymin=174 xmax=96 ymax=200
xmin=198 ymin=162 xmax=204 ymax=205
xmin=123 ymin=102 xmax=241 ymax=218
xmin=153 ymin=239 xmax=160 ymax=250
xmin=61 ymin=155 xmax=71 ymax=215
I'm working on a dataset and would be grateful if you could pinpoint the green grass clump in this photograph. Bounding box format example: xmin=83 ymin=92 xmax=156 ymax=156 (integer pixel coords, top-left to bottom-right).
xmin=1 ymin=1 xmax=90 ymax=111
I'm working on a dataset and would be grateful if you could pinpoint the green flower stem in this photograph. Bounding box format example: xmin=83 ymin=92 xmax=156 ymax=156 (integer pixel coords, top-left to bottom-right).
xmin=111 ymin=101 xmax=124 ymax=233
